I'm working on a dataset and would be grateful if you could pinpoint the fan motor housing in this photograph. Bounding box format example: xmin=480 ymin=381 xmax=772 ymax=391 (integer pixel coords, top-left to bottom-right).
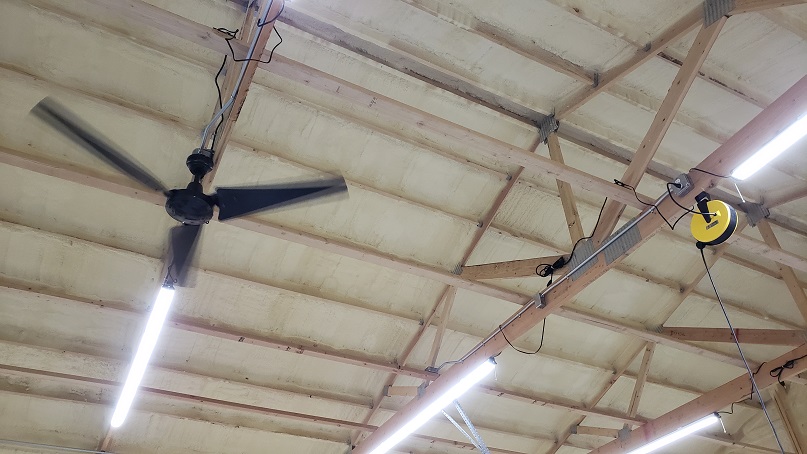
xmin=165 ymin=181 xmax=214 ymax=225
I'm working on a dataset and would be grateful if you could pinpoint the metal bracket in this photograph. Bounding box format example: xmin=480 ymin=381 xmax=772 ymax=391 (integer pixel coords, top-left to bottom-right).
xmin=703 ymin=0 xmax=735 ymax=26
xmin=618 ymin=426 xmax=632 ymax=440
xmin=570 ymin=424 xmax=580 ymax=435
xmin=538 ymin=114 xmax=560 ymax=144
xmin=739 ymin=202 xmax=770 ymax=227
xmin=451 ymin=263 xmax=463 ymax=275
xmin=592 ymin=71 xmax=600 ymax=88
xmin=535 ymin=293 xmax=547 ymax=309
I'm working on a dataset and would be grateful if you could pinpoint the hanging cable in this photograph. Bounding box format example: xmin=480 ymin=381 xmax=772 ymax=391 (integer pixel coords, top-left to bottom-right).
xmin=500 ymin=318 xmax=546 ymax=355
xmin=614 ymin=180 xmax=675 ymax=230
xmin=699 ymin=246 xmax=786 ymax=453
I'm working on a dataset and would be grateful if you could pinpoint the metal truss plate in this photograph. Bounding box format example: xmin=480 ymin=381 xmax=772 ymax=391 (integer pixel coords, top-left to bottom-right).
xmin=704 ymin=0 xmax=735 ymax=26
xmin=603 ymin=220 xmax=642 ymax=265
xmin=568 ymin=239 xmax=595 ymax=281
xmin=537 ymin=115 xmax=559 ymax=143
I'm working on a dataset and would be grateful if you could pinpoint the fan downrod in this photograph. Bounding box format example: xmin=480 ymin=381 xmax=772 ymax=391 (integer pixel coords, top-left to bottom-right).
xmin=164 ymin=149 xmax=216 ymax=225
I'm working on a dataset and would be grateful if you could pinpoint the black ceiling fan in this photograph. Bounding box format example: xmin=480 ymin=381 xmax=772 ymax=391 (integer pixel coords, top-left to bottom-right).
xmin=31 ymin=97 xmax=348 ymax=287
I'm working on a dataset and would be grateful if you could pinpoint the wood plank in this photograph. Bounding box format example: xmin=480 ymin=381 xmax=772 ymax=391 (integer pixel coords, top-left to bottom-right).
xmin=592 ymin=18 xmax=727 ymax=243
xmin=727 ymin=232 xmax=807 ymax=275
xmin=757 ymin=220 xmax=807 ymax=323
xmin=660 ymin=327 xmax=807 ymax=345
xmin=355 ymin=75 xmax=807 ymax=454
xmin=461 ymin=255 xmax=566 ymax=280
xmin=589 ymin=344 xmax=807 ymax=454
xmin=384 ymin=386 xmax=420 ymax=397
xmin=547 ymin=133 xmax=585 ymax=243
xmin=572 ymin=426 xmax=620 ymax=438
xmin=628 ymin=343 xmax=656 ymax=418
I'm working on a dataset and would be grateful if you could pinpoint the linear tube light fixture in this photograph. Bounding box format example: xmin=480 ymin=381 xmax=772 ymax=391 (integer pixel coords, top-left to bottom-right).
xmin=110 ymin=286 xmax=175 ymax=428
xmin=626 ymin=413 xmax=720 ymax=454
xmin=732 ymin=114 xmax=807 ymax=180
xmin=369 ymin=358 xmax=496 ymax=454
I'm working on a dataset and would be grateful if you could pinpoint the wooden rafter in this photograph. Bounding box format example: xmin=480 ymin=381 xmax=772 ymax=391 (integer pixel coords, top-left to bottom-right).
xmin=461 ymin=255 xmax=566 ymax=280
xmin=573 ymin=426 xmax=621 ymax=438
xmin=589 ymin=344 xmax=807 ymax=453
xmin=764 ymin=184 xmax=807 ymax=208
xmin=547 ymin=132 xmax=586 ymax=244
xmin=628 ymin=343 xmax=656 ymax=418
xmin=591 ymin=18 xmax=727 ymax=244
xmin=355 ymin=75 xmax=807 ymax=454
xmin=757 ymin=220 xmax=807 ymax=323
xmin=201 ymin=0 xmax=284 ymax=186
xmin=660 ymin=327 xmax=807 ymax=345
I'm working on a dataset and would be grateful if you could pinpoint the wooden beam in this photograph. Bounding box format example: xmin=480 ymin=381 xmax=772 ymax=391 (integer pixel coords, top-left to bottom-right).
xmin=660 ymin=327 xmax=807 ymax=345
xmin=628 ymin=343 xmax=656 ymax=418
xmin=572 ymin=426 xmax=620 ymax=438
xmin=757 ymin=220 xmax=807 ymax=322
xmin=589 ymin=344 xmax=807 ymax=454
xmin=461 ymin=255 xmax=565 ymax=280
xmin=384 ymin=386 xmax=421 ymax=397
xmin=396 ymin=0 xmax=592 ymax=84
xmin=764 ymin=183 xmax=807 ymax=208
xmin=555 ymin=6 xmax=702 ymax=118
xmin=727 ymin=232 xmax=807 ymax=275
xmin=427 ymin=287 xmax=456 ymax=368
xmin=592 ymin=18 xmax=727 ymax=243
xmin=202 ymin=0 xmax=284 ymax=187
xmin=547 ymin=133 xmax=586 ymax=243
xmin=772 ymin=386 xmax=806 ymax=454
xmin=355 ymin=75 xmax=807 ymax=454
xmin=732 ymin=0 xmax=807 ymax=14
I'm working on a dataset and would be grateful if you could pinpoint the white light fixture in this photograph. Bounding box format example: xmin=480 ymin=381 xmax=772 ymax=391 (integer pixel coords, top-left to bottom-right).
xmin=626 ymin=413 xmax=719 ymax=454
xmin=110 ymin=286 xmax=175 ymax=428
xmin=369 ymin=358 xmax=495 ymax=454
xmin=732 ymin=114 xmax=807 ymax=180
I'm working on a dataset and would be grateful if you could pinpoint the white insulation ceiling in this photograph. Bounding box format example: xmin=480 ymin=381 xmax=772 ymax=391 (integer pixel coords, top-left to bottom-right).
xmin=1 ymin=0 xmax=807 ymax=453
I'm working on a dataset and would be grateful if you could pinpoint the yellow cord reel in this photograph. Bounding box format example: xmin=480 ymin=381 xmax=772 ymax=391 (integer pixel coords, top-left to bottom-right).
xmin=690 ymin=192 xmax=737 ymax=246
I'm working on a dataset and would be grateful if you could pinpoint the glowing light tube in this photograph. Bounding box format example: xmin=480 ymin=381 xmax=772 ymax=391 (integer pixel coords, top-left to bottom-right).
xmin=110 ymin=286 xmax=175 ymax=428
xmin=732 ymin=115 xmax=807 ymax=180
xmin=626 ymin=413 xmax=720 ymax=454
xmin=369 ymin=359 xmax=495 ymax=454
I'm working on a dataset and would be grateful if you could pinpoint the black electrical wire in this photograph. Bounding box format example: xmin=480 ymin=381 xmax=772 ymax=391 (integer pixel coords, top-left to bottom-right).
xmin=216 ymin=2 xmax=285 ymax=65
xmin=500 ymin=318 xmax=546 ymax=355
xmin=690 ymin=167 xmax=732 ymax=179
xmin=770 ymin=353 xmax=807 ymax=387
xmin=666 ymin=183 xmax=717 ymax=216
xmin=211 ymin=55 xmax=228 ymax=144
xmin=614 ymin=180 xmax=675 ymax=230
xmin=700 ymin=247 xmax=786 ymax=453
xmin=535 ymin=197 xmax=608 ymax=282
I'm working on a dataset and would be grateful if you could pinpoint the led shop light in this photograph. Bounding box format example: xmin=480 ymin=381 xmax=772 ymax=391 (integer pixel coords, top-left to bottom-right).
xmin=110 ymin=286 xmax=175 ymax=428
xmin=732 ymin=115 xmax=807 ymax=180
xmin=369 ymin=358 xmax=496 ymax=454
xmin=626 ymin=413 xmax=720 ymax=454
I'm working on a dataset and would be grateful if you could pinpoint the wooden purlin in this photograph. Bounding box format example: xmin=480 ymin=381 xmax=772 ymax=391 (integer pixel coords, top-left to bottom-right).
xmin=660 ymin=327 xmax=807 ymax=345
xmin=628 ymin=343 xmax=656 ymax=418
xmin=461 ymin=255 xmax=566 ymax=280
xmin=354 ymin=75 xmax=807 ymax=453
xmin=591 ymin=17 xmax=727 ymax=244
xmin=588 ymin=344 xmax=807 ymax=454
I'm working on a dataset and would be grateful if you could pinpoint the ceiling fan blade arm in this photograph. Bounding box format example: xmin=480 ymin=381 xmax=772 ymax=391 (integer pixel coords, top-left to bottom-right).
xmin=31 ymin=97 xmax=168 ymax=193
xmin=167 ymin=223 xmax=202 ymax=288
xmin=214 ymin=177 xmax=348 ymax=221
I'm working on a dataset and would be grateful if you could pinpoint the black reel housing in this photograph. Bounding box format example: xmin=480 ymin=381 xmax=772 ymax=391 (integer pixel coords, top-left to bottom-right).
xmin=164 ymin=149 xmax=216 ymax=225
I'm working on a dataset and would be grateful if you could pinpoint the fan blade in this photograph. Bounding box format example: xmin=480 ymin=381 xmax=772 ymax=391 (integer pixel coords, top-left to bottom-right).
xmin=167 ymin=223 xmax=202 ymax=288
xmin=215 ymin=177 xmax=348 ymax=221
xmin=31 ymin=97 xmax=168 ymax=193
